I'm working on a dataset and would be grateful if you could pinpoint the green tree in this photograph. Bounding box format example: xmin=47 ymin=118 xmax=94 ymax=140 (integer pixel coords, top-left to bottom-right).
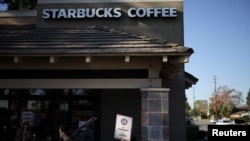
xmin=185 ymin=94 xmax=191 ymax=111
xmin=2 ymin=0 xmax=37 ymax=10
xmin=246 ymin=89 xmax=250 ymax=106
xmin=186 ymin=100 xmax=191 ymax=113
xmin=246 ymin=89 xmax=250 ymax=111
xmin=194 ymin=100 xmax=208 ymax=114
xmin=190 ymin=108 xmax=200 ymax=117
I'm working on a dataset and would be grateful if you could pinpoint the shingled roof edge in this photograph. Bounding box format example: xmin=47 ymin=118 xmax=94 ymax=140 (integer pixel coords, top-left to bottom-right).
xmin=0 ymin=24 xmax=194 ymax=55
xmin=91 ymin=25 xmax=194 ymax=53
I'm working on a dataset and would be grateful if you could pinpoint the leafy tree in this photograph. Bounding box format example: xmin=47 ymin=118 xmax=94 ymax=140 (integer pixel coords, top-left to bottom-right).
xmin=246 ymin=89 xmax=250 ymax=106
xmin=185 ymin=94 xmax=191 ymax=111
xmin=1 ymin=0 xmax=37 ymax=10
xmin=209 ymin=86 xmax=243 ymax=118
xmin=190 ymin=108 xmax=200 ymax=117
xmin=194 ymin=100 xmax=208 ymax=114
xmin=185 ymin=100 xmax=191 ymax=113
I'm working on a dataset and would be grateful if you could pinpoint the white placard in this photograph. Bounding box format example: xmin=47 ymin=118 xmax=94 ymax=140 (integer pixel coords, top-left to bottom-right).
xmin=114 ymin=114 xmax=133 ymax=141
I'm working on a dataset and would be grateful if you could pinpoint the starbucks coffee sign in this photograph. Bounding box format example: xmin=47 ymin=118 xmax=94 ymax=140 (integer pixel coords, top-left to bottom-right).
xmin=42 ymin=7 xmax=177 ymax=19
xmin=36 ymin=1 xmax=183 ymax=43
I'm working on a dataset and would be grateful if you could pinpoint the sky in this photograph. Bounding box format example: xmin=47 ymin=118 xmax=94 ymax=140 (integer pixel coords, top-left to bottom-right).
xmin=183 ymin=0 xmax=250 ymax=108
xmin=0 ymin=2 xmax=7 ymax=10
xmin=0 ymin=0 xmax=249 ymax=108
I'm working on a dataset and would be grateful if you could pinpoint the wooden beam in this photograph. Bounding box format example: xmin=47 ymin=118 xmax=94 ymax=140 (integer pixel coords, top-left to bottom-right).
xmin=0 ymin=79 xmax=162 ymax=89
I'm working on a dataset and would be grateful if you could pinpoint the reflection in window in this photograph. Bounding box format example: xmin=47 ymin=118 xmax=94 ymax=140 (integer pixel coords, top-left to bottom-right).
xmin=0 ymin=88 xmax=97 ymax=141
xmin=30 ymin=89 xmax=45 ymax=95
xmin=71 ymin=89 xmax=87 ymax=95
xmin=0 ymin=100 xmax=8 ymax=108
xmin=27 ymin=100 xmax=49 ymax=110
xmin=59 ymin=102 xmax=68 ymax=110
xmin=0 ymin=100 xmax=8 ymax=125
xmin=4 ymin=89 xmax=10 ymax=95
xmin=0 ymin=89 xmax=10 ymax=96
xmin=0 ymin=100 xmax=8 ymax=140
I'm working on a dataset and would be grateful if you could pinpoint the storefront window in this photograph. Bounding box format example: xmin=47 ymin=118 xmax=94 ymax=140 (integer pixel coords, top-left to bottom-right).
xmin=0 ymin=100 xmax=8 ymax=140
xmin=71 ymin=99 xmax=95 ymax=141
xmin=0 ymin=88 xmax=98 ymax=141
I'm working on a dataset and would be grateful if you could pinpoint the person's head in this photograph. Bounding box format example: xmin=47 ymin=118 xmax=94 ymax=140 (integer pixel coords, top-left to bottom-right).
xmin=59 ymin=125 xmax=71 ymax=139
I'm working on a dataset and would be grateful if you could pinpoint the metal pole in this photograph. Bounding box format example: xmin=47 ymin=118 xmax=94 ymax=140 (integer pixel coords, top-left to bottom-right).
xmin=214 ymin=76 xmax=217 ymax=119
xmin=193 ymin=87 xmax=195 ymax=109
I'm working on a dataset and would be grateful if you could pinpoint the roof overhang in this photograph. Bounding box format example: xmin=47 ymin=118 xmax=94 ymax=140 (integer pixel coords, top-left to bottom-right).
xmin=0 ymin=25 xmax=194 ymax=80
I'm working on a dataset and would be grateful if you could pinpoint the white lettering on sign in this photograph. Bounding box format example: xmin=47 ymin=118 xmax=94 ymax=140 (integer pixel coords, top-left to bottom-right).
xmin=42 ymin=7 xmax=177 ymax=19
xmin=114 ymin=114 xmax=133 ymax=141
xmin=212 ymin=129 xmax=247 ymax=136
xmin=127 ymin=7 xmax=177 ymax=18
xmin=43 ymin=8 xmax=122 ymax=19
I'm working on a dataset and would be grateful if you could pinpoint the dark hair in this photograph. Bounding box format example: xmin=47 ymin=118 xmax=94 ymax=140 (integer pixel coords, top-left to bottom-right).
xmin=59 ymin=125 xmax=71 ymax=136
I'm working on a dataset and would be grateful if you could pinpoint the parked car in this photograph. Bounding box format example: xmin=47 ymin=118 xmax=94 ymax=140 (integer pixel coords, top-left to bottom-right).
xmin=216 ymin=118 xmax=234 ymax=125
xmin=209 ymin=119 xmax=217 ymax=123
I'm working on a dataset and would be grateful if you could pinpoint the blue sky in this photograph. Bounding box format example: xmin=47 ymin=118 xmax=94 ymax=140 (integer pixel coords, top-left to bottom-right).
xmin=184 ymin=0 xmax=250 ymax=108
xmin=0 ymin=2 xmax=7 ymax=10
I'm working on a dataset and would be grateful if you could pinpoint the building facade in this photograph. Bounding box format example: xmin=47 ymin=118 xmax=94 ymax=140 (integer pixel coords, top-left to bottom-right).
xmin=0 ymin=0 xmax=195 ymax=141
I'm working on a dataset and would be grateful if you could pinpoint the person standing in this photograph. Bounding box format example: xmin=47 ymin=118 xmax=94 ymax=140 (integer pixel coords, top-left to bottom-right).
xmin=59 ymin=125 xmax=72 ymax=141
